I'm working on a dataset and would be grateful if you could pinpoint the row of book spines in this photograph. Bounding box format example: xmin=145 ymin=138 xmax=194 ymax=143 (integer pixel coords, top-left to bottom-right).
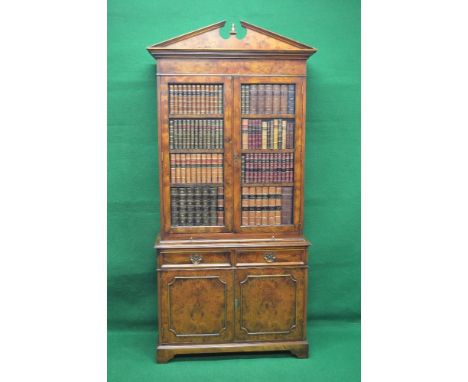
xmin=169 ymin=119 xmax=223 ymax=149
xmin=241 ymin=187 xmax=293 ymax=226
xmin=241 ymin=153 xmax=294 ymax=183
xmin=241 ymin=119 xmax=294 ymax=150
xmin=169 ymin=84 xmax=223 ymax=115
xmin=170 ymin=154 xmax=223 ymax=184
xmin=171 ymin=186 xmax=224 ymax=226
xmin=241 ymin=84 xmax=295 ymax=115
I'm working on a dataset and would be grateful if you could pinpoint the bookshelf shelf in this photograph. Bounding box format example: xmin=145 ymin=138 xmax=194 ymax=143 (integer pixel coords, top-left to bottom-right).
xmin=241 ymin=114 xmax=295 ymax=119
xmin=241 ymin=182 xmax=294 ymax=187
xmin=170 ymin=183 xmax=224 ymax=187
xmin=169 ymin=114 xmax=224 ymax=119
xmin=241 ymin=149 xmax=295 ymax=154
xmin=148 ymin=20 xmax=316 ymax=363
xmin=170 ymin=149 xmax=224 ymax=154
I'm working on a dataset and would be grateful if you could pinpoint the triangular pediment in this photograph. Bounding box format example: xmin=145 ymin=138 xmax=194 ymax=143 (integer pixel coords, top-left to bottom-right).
xmin=147 ymin=21 xmax=317 ymax=59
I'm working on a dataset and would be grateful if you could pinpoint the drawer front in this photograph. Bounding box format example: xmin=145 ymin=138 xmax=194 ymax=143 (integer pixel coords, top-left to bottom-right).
xmin=159 ymin=250 xmax=231 ymax=268
xmin=236 ymin=249 xmax=306 ymax=266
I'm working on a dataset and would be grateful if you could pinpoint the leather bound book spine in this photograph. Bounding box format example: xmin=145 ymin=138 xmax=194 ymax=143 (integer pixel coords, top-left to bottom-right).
xmin=244 ymin=85 xmax=250 ymax=114
xmin=287 ymin=84 xmax=295 ymax=114
xmin=280 ymin=84 xmax=288 ymax=114
xmin=186 ymin=186 xmax=193 ymax=226
xmin=275 ymin=186 xmax=281 ymax=225
xmin=257 ymin=84 xmax=265 ymax=114
xmin=193 ymin=186 xmax=201 ymax=225
xmin=169 ymin=120 xmax=174 ymax=149
xmin=170 ymin=187 xmax=179 ymax=226
xmin=254 ymin=187 xmax=261 ymax=225
xmin=216 ymin=187 xmax=224 ymax=226
xmin=209 ymin=186 xmax=217 ymax=226
xmin=250 ymin=84 xmax=258 ymax=114
xmin=241 ymin=85 xmax=246 ymax=114
xmin=273 ymin=84 xmax=281 ymax=114
xmin=261 ymin=121 xmax=267 ymax=149
xmin=201 ymin=186 xmax=208 ymax=225
xmin=265 ymin=84 xmax=273 ymax=114
xmin=241 ymin=188 xmax=248 ymax=226
xmin=242 ymin=119 xmax=248 ymax=149
xmin=268 ymin=186 xmax=275 ymax=225
xmin=169 ymin=85 xmax=174 ymax=114
xmin=273 ymin=119 xmax=279 ymax=150
xmin=178 ymin=187 xmax=187 ymax=226
xmin=261 ymin=186 xmax=268 ymax=225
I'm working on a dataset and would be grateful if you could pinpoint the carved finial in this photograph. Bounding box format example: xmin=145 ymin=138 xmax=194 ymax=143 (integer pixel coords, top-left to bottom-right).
xmin=230 ymin=23 xmax=237 ymax=35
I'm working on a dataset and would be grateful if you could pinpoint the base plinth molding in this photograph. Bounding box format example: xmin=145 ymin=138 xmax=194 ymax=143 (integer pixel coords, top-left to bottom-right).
xmin=156 ymin=340 xmax=309 ymax=363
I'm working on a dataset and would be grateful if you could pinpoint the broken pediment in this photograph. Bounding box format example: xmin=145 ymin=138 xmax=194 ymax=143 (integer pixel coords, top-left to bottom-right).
xmin=147 ymin=21 xmax=317 ymax=59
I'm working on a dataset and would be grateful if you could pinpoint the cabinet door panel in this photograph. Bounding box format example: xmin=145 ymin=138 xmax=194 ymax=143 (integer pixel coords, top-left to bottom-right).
xmin=158 ymin=76 xmax=233 ymax=235
xmin=232 ymin=76 xmax=305 ymax=234
xmin=235 ymin=267 xmax=306 ymax=341
xmin=159 ymin=269 xmax=234 ymax=343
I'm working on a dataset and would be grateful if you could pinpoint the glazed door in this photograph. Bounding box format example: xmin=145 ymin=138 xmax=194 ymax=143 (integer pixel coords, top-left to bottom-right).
xmin=159 ymin=269 xmax=234 ymax=344
xmin=234 ymin=267 xmax=306 ymax=341
xmin=232 ymin=77 xmax=305 ymax=233
xmin=158 ymin=76 xmax=233 ymax=235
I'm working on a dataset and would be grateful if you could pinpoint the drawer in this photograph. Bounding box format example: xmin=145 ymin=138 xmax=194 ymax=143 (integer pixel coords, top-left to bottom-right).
xmin=159 ymin=251 xmax=231 ymax=268
xmin=236 ymin=249 xmax=306 ymax=266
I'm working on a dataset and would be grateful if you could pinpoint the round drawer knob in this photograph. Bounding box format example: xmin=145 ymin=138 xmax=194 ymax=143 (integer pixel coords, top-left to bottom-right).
xmin=190 ymin=254 xmax=203 ymax=264
xmin=264 ymin=253 xmax=277 ymax=263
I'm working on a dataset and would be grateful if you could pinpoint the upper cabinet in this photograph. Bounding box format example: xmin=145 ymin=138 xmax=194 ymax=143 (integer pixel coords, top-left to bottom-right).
xmin=147 ymin=21 xmax=316 ymax=239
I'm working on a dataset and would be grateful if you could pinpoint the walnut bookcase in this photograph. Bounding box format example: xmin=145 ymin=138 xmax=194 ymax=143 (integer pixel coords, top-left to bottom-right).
xmin=147 ymin=20 xmax=317 ymax=363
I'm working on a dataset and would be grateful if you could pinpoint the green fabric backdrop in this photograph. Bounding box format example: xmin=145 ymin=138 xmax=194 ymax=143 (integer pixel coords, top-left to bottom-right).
xmin=108 ymin=0 xmax=360 ymax=380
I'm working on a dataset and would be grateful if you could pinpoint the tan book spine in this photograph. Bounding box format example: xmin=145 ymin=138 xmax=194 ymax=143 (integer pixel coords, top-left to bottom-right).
xmin=242 ymin=119 xmax=248 ymax=149
xmin=193 ymin=154 xmax=198 ymax=183
xmin=187 ymin=154 xmax=193 ymax=183
xmin=242 ymin=188 xmax=248 ymax=226
xmin=261 ymin=186 xmax=268 ymax=225
xmin=275 ymin=186 xmax=282 ymax=224
xmin=249 ymin=187 xmax=255 ymax=226
xmin=207 ymin=154 xmax=212 ymax=183
xmin=262 ymin=121 xmax=268 ymax=149
xmin=184 ymin=154 xmax=189 ymax=183
xmin=199 ymin=153 xmax=205 ymax=183
xmin=180 ymin=154 xmax=185 ymax=183
xmin=191 ymin=154 xmax=196 ymax=183
xmin=273 ymin=119 xmax=279 ymax=149
xmin=200 ymin=84 xmax=205 ymax=114
xmin=268 ymin=186 xmax=276 ymax=225
xmin=254 ymin=187 xmax=261 ymax=225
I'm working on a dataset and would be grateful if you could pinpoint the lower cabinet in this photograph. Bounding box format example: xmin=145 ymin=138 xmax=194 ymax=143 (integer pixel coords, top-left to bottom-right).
xmin=158 ymin=265 xmax=306 ymax=344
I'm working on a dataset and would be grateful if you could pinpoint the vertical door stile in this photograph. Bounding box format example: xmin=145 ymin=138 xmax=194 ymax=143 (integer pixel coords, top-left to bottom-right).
xmin=232 ymin=77 xmax=242 ymax=232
